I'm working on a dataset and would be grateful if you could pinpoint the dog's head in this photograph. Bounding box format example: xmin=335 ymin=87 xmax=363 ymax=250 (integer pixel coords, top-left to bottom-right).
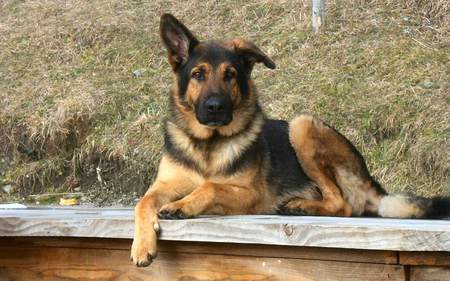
xmin=160 ymin=13 xmax=275 ymax=131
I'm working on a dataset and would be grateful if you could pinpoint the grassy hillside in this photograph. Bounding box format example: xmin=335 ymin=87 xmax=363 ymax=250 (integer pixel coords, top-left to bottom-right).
xmin=0 ymin=0 xmax=448 ymax=205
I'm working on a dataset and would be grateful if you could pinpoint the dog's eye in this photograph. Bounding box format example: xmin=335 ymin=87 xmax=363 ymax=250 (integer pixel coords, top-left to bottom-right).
xmin=224 ymin=69 xmax=236 ymax=81
xmin=191 ymin=71 xmax=204 ymax=81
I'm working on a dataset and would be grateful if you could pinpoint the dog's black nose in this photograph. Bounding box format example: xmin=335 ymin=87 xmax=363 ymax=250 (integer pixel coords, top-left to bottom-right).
xmin=196 ymin=94 xmax=233 ymax=126
xmin=205 ymin=96 xmax=225 ymax=113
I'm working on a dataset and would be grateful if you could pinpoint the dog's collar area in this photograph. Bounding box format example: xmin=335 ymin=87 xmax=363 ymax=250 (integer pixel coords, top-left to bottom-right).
xmin=166 ymin=109 xmax=264 ymax=143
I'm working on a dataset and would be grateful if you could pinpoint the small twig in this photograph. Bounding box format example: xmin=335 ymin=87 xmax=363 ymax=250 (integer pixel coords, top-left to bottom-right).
xmin=96 ymin=166 xmax=107 ymax=187
xmin=411 ymin=37 xmax=436 ymax=51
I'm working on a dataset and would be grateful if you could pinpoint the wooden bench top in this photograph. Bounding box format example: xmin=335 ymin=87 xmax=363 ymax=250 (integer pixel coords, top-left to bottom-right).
xmin=0 ymin=207 xmax=449 ymax=252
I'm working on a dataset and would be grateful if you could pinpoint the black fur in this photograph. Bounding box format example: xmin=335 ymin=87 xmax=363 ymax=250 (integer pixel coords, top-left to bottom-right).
xmin=425 ymin=197 xmax=450 ymax=219
xmin=164 ymin=115 xmax=319 ymax=193
xmin=370 ymin=177 xmax=388 ymax=196
xmin=177 ymin=43 xmax=251 ymax=102
xmin=262 ymin=119 xmax=313 ymax=195
xmin=163 ymin=121 xmax=202 ymax=174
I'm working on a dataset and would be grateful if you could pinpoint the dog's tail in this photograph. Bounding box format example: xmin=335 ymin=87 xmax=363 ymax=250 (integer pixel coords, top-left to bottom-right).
xmin=376 ymin=192 xmax=450 ymax=219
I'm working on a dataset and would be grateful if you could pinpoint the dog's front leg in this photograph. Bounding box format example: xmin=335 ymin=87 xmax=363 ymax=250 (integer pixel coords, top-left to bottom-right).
xmin=131 ymin=181 xmax=173 ymax=267
xmin=159 ymin=182 xmax=258 ymax=218
xmin=131 ymin=156 xmax=199 ymax=267
xmin=131 ymin=177 xmax=196 ymax=267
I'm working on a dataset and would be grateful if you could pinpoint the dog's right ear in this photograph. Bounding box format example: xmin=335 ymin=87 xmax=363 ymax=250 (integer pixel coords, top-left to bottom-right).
xmin=160 ymin=14 xmax=199 ymax=71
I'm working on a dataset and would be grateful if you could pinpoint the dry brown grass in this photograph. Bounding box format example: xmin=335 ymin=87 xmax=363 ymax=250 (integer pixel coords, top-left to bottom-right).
xmin=0 ymin=0 xmax=448 ymax=205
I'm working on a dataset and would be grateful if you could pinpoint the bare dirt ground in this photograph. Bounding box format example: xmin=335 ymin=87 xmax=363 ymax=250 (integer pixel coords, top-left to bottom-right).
xmin=0 ymin=0 xmax=448 ymax=206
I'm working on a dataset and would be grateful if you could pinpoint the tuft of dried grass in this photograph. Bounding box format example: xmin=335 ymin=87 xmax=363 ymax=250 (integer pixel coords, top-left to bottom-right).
xmin=0 ymin=0 xmax=448 ymax=205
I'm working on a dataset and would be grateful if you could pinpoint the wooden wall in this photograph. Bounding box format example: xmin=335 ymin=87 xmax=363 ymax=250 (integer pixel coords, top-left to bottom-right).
xmin=0 ymin=237 xmax=449 ymax=281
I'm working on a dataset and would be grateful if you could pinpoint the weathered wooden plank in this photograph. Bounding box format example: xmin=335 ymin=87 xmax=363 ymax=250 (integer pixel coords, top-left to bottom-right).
xmin=2 ymin=208 xmax=449 ymax=230
xmin=0 ymin=237 xmax=398 ymax=264
xmin=400 ymin=251 xmax=450 ymax=266
xmin=410 ymin=266 xmax=450 ymax=281
xmin=0 ymin=208 xmax=449 ymax=251
xmin=0 ymin=246 xmax=405 ymax=281
xmin=158 ymin=241 xmax=399 ymax=265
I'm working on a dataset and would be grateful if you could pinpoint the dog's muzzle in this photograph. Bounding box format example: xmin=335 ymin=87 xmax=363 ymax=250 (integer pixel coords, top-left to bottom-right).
xmin=196 ymin=94 xmax=233 ymax=127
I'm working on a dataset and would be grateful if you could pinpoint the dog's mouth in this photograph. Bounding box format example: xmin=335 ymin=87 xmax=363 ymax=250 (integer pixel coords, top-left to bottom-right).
xmin=196 ymin=107 xmax=233 ymax=128
xmin=205 ymin=121 xmax=228 ymax=127
xmin=200 ymin=117 xmax=232 ymax=128
xmin=196 ymin=112 xmax=233 ymax=127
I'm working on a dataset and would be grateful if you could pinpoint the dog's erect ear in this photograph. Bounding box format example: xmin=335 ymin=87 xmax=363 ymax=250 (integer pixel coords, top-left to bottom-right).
xmin=160 ymin=14 xmax=199 ymax=71
xmin=232 ymin=39 xmax=275 ymax=70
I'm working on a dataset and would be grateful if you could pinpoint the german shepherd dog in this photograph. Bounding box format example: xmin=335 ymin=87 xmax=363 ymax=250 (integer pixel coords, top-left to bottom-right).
xmin=131 ymin=13 xmax=450 ymax=267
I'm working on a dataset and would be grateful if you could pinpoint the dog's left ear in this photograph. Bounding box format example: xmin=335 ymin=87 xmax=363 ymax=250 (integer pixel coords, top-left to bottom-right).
xmin=160 ymin=13 xmax=199 ymax=71
xmin=232 ymin=39 xmax=276 ymax=70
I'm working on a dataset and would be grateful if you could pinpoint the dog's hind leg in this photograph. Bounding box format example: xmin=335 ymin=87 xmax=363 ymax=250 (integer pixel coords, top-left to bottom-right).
xmin=285 ymin=114 xmax=450 ymax=219
xmin=282 ymin=114 xmax=383 ymax=217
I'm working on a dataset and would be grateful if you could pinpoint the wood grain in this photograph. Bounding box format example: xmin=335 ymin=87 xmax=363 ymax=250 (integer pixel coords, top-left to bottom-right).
xmin=0 ymin=208 xmax=449 ymax=251
xmin=0 ymin=245 xmax=405 ymax=281
xmin=0 ymin=237 xmax=398 ymax=264
xmin=410 ymin=266 xmax=450 ymax=281
xmin=400 ymin=251 xmax=450 ymax=266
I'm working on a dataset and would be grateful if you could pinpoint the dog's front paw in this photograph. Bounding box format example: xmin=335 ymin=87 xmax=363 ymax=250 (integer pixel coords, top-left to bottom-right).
xmin=131 ymin=229 xmax=158 ymax=267
xmin=158 ymin=201 xmax=193 ymax=219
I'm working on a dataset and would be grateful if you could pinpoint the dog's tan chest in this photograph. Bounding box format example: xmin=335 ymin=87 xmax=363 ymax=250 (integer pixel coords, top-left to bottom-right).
xmin=166 ymin=118 xmax=262 ymax=176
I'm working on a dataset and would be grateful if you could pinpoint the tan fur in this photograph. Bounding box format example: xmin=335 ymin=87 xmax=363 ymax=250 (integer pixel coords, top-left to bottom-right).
xmin=218 ymin=63 xmax=240 ymax=104
xmin=334 ymin=168 xmax=369 ymax=216
xmin=181 ymin=109 xmax=214 ymax=139
xmin=287 ymin=114 xmax=389 ymax=217
xmin=166 ymin=112 xmax=264 ymax=176
xmin=365 ymin=188 xmax=383 ymax=214
xmin=210 ymin=113 xmax=264 ymax=173
xmin=378 ymin=194 xmax=426 ymax=218
xmin=160 ymin=166 xmax=274 ymax=217
xmin=185 ymin=76 xmax=202 ymax=106
xmin=171 ymin=77 xmax=214 ymax=140
xmin=165 ymin=121 xmax=207 ymax=169
xmin=132 ymin=130 xmax=276 ymax=266
xmin=131 ymin=156 xmax=201 ymax=266
xmin=217 ymin=81 xmax=258 ymax=137
xmin=288 ymin=114 xmax=353 ymax=216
